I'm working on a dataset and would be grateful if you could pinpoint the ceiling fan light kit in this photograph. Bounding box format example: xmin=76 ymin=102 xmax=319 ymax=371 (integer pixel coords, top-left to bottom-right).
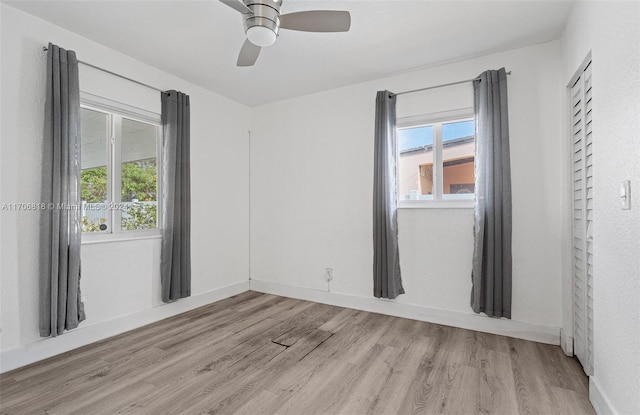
xmin=247 ymin=26 xmax=277 ymax=47
xmin=220 ymin=0 xmax=351 ymax=66
xmin=243 ymin=1 xmax=280 ymax=47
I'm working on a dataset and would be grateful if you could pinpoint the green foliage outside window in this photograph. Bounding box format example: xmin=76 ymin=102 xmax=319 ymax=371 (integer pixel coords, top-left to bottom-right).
xmin=81 ymin=159 xmax=158 ymax=231
xmin=121 ymin=160 xmax=157 ymax=202
xmin=122 ymin=202 xmax=157 ymax=230
xmin=81 ymin=166 xmax=107 ymax=203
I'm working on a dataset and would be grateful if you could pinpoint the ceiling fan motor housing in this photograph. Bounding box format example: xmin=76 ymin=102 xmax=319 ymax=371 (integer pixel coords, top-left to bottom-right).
xmin=243 ymin=0 xmax=282 ymax=42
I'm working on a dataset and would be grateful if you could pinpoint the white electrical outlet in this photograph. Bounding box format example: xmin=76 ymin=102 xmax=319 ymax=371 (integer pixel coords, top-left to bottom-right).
xmin=325 ymin=268 xmax=333 ymax=281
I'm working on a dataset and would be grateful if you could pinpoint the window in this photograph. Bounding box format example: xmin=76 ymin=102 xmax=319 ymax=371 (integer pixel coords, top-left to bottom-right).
xmin=80 ymin=94 xmax=162 ymax=238
xmin=397 ymin=109 xmax=475 ymax=207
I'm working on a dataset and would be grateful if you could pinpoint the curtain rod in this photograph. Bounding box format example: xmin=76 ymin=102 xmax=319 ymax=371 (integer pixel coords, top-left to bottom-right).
xmin=42 ymin=46 xmax=166 ymax=93
xmin=391 ymin=71 xmax=512 ymax=97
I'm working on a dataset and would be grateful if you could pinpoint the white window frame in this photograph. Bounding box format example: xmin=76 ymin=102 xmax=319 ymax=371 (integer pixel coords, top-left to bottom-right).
xmin=80 ymin=92 xmax=163 ymax=244
xmin=397 ymin=108 xmax=475 ymax=209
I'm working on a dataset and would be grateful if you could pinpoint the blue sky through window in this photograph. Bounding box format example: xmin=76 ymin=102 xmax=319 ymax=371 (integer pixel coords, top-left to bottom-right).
xmin=399 ymin=126 xmax=433 ymax=151
xmin=443 ymin=120 xmax=475 ymax=142
xmin=399 ymin=120 xmax=474 ymax=151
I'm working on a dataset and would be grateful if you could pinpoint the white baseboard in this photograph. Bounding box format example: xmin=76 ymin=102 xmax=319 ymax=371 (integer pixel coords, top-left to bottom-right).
xmin=3 ymin=278 xmax=561 ymax=374
xmin=560 ymin=328 xmax=574 ymax=356
xmin=590 ymin=377 xmax=617 ymax=415
xmin=0 ymin=281 xmax=249 ymax=374
xmin=250 ymin=279 xmax=560 ymax=345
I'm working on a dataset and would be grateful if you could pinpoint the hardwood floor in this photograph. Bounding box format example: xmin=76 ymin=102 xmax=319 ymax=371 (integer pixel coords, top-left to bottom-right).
xmin=0 ymin=292 xmax=594 ymax=415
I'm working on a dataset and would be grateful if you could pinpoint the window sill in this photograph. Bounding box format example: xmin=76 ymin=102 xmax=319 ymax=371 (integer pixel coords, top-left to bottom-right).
xmin=398 ymin=200 xmax=474 ymax=209
xmin=81 ymin=229 xmax=162 ymax=245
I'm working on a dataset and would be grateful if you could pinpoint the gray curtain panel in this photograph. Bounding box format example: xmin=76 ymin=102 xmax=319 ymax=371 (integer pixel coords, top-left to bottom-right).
xmin=39 ymin=42 xmax=85 ymax=337
xmin=373 ymin=91 xmax=405 ymax=299
xmin=161 ymin=90 xmax=191 ymax=303
xmin=471 ymin=68 xmax=512 ymax=318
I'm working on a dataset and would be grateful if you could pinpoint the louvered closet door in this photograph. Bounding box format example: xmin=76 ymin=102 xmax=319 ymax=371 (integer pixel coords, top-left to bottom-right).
xmin=571 ymin=62 xmax=593 ymax=376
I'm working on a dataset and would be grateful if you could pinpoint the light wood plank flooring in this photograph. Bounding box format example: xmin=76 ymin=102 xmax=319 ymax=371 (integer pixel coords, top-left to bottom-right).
xmin=0 ymin=292 xmax=594 ymax=415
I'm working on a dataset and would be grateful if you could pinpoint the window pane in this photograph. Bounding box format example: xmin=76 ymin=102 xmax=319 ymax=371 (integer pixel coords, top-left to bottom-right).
xmin=399 ymin=125 xmax=433 ymax=151
xmin=443 ymin=120 xmax=474 ymax=142
xmin=80 ymin=108 xmax=109 ymax=232
xmin=398 ymin=126 xmax=434 ymax=200
xmin=443 ymin=120 xmax=475 ymax=195
xmin=121 ymin=118 xmax=158 ymax=230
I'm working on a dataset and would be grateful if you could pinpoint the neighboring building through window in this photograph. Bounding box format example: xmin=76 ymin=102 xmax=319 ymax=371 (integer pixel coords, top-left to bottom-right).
xmin=80 ymin=95 xmax=161 ymax=236
xmin=397 ymin=109 xmax=475 ymax=205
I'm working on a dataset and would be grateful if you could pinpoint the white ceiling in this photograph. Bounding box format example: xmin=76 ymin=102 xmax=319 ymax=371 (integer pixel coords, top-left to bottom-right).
xmin=6 ymin=0 xmax=574 ymax=106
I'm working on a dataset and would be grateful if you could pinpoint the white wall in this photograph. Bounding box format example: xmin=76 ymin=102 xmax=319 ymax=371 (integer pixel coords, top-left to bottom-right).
xmin=562 ymin=3 xmax=640 ymax=415
xmin=0 ymin=4 xmax=250 ymax=368
xmin=250 ymin=41 xmax=565 ymax=338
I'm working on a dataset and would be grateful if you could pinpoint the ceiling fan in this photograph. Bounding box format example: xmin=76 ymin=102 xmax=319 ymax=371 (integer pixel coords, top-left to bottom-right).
xmin=220 ymin=0 xmax=351 ymax=67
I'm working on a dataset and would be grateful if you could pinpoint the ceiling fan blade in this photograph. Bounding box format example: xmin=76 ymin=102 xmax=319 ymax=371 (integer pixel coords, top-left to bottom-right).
xmin=237 ymin=39 xmax=261 ymax=67
xmin=219 ymin=0 xmax=253 ymax=14
xmin=280 ymin=10 xmax=351 ymax=32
